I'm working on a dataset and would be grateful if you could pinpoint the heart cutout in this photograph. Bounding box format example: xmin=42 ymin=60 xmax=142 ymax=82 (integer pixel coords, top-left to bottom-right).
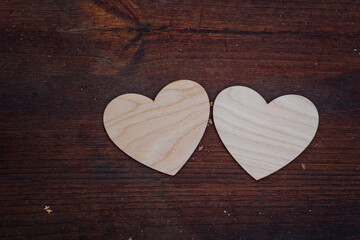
xmin=103 ymin=80 xmax=210 ymax=175
xmin=213 ymin=86 xmax=319 ymax=180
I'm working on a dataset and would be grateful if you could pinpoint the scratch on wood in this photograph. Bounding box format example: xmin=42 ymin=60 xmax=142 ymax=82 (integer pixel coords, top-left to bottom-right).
xmin=123 ymin=32 xmax=142 ymax=51
xmin=127 ymin=40 xmax=145 ymax=66
xmin=123 ymin=23 xmax=152 ymax=50
xmin=168 ymin=33 xmax=173 ymax=40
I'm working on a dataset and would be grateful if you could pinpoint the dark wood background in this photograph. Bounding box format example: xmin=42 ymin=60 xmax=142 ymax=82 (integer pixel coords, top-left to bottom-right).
xmin=1 ymin=0 xmax=359 ymax=239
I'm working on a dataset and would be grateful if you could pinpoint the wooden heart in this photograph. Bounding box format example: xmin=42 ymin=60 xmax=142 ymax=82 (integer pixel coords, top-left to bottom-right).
xmin=103 ymin=80 xmax=210 ymax=176
xmin=213 ymin=86 xmax=319 ymax=180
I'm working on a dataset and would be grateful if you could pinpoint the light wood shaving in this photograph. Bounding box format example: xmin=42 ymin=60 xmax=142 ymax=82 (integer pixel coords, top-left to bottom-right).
xmin=301 ymin=164 xmax=306 ymax=170
xmin=44 ymin=205 xmax=52 ymax=214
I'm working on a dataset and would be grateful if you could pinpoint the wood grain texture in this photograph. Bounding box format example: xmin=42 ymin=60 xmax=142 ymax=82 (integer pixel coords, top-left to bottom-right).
xmin=214 ymin=86 xmax=319 ymax=180
xmin=0 ymin=0 xmax=360 ymax=239
xmin=103 ymin=80 xmax=209 ymax=175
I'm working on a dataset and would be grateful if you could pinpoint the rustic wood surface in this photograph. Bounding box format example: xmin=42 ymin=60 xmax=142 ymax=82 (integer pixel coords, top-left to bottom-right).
xmin=0 ymin=0 xmax=359 ymax=239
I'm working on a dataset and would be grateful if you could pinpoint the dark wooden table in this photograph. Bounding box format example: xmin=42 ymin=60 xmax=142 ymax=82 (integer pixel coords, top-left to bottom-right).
xmin=1 ymin=0 xmax=359 ymax=239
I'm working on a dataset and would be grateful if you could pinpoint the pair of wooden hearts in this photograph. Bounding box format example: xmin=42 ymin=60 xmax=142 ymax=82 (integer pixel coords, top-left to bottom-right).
xmin=103 ymin=80 xmax=319 ymax=180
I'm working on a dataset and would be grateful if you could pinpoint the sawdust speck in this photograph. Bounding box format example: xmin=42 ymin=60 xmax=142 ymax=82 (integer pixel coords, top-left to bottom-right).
xmin=44 ymin=205 xmax=52 ymax=214
xmin=301 ymin=164 xmax=306 ymax=170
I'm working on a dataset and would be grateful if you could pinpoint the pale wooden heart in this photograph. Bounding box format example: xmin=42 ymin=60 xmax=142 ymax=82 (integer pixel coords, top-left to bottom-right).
xmin=213 ymin=86 xmax=319 ymax=180
xmin=103 ymin=80 xmax=210 ymax=176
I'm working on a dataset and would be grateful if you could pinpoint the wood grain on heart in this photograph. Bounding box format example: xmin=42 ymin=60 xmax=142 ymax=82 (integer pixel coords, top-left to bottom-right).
xmin=213 ymin=86 xmax=319 ymax=180
xmin=103 ymin=80 xmax=210 ymax=176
